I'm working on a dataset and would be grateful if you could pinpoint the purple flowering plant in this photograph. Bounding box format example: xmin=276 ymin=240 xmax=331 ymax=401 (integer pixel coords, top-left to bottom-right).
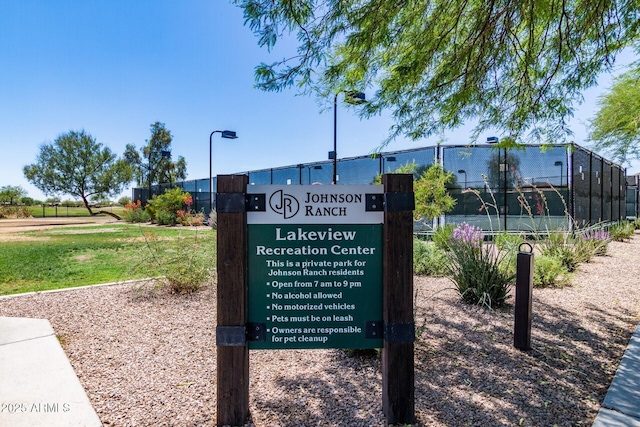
xmin=446 ymin=222 xmax=514 ymax=308
xmin=580 ymin=227 xmax=611 ymax=256
xmin=451 ymin=222 xmax=484 ymax=248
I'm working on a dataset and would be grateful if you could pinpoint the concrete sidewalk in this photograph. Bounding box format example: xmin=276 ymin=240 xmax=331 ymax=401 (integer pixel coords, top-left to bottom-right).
xmin=0 ymin=316 xmax=102 ymax=427
xmin=593 ymin=322 xmax=640 ymax=427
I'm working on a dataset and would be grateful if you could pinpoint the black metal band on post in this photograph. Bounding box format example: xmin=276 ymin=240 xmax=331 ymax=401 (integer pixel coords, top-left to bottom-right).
xmin=514 ymin=242 xmax=534 ymax=351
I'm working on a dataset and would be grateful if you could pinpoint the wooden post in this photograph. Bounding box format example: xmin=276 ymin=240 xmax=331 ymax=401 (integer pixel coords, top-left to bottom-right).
xmin=382 ymin=174 xmax=415 ymax=424
xmin=216 ymin=175 xmax=250 ymax=426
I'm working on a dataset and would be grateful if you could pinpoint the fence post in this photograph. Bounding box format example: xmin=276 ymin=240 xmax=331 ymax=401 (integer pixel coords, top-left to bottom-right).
xmin=382 ymin=174 xmax=415 ymax=424
xmin=514 ymin=243 xmax=534 ymax=351
xmin=216 ymin=174 xmax=250 ymax=426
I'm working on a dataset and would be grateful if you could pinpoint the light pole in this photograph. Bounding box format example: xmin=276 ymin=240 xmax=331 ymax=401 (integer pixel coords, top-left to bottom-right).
xmin=458 ymin=169 xmax=467 ymax=216
xmin=554 ymin=161 xmax=563 ymax=186
xmin=209 ymin=130 xmax=238 ymax=213
xmin=332 ymin=91 xmax=366 ymax=184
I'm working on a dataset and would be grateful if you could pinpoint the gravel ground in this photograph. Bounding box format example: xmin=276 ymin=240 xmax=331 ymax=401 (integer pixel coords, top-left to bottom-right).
xmin=1 ymin=231 xmax=639 ymax=426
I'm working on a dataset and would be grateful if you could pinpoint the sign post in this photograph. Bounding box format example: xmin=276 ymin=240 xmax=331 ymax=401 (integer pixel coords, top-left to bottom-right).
xmin=215 ymin=175 xmax=249 ymax=427
xmin=216 ymin=174 xmax=415 ymax=426
xmin=382 ymin=174 xmax=415 ymax=424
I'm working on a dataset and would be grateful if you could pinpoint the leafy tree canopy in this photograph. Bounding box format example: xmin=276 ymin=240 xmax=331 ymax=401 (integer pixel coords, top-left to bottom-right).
xmin=237 ymin=0 xmax=638 ymax=145
xmin=23 ymin=130 xmax=132 ymax=216
xmin=374 ymin=161 xmax=456 ymax=220
xmin=124 ymin=122 xmax=187 ymax=188
xmin=0 ymin=185 xmax=27 ymax=205
xmin=588 ymin=65 xmax=640 ymax=164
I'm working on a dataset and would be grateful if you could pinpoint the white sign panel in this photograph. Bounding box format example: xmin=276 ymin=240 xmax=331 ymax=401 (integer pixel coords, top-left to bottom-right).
xmin=247 ymin=185 xmax=383 ymax=225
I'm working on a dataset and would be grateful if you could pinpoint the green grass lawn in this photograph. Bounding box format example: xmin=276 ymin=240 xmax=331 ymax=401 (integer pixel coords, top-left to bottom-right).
xmin=0 ymin=224 xmax=216 ymax=295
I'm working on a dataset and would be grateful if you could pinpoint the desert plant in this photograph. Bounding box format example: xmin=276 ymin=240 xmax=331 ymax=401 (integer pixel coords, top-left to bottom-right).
xmin=156 ymin=209 xmax=177 ymax=226
xmin=493 ymin=231 xmax=525 ymax=252
xmin=538 ymin=230 xmax=591 ymax=272
xmin=133 ymin=229 xmax=214 ymax=294
xmin=146 ymin=188 xmax=192 ymax=226
xmin=608 ymin=221 xmax=635 ymax=242
xmin=431 ymin=223 xmax=455 ymax=251
xmin=122 ymin=200 xmax=150 ymax=223
xmin=445 ymin=223 xmax=515 ymax=308
xmin=580 ymin=227 xmax=611 ymax=256
xmin=413 ymin=238 xmax=449 ymax=276
xmin=176 ymin=209 xmax=206 ymax=226
xmin=0 ymin=206 xmax=32 ymax=219
xmin=533 ymin=255 xmax=571 ymax=288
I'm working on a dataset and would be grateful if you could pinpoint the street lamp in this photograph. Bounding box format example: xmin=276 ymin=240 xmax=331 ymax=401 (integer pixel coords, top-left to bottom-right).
xmin=210 ymin=130 xmax=238 ymax=213
xmin=332 ymin=90 xmax=366 ymax=184
xmin=383 ymin=156 xmax=396 ymax=174
xmin=554 ymin=161 xmax=563 ymax=186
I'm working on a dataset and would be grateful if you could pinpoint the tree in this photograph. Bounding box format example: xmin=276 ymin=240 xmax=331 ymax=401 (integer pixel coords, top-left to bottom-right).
xmin=237 ymin=0 xmax=638 ymax=144
xmin=23 ymin=130 xmax=132 ymax=217
xmin=124 ymin=122 xmax=187 ymax=191
xmin=0 ymin=185 xmax=27 ymax=205
xmin=374 ymin=161 xmax=456 ymax=221
xmin=588 ymin=66 xmax=640 ymax=164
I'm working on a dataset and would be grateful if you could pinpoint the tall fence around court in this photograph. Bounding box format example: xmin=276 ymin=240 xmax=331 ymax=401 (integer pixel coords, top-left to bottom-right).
xmin=132 ymin=143 xmax=628 ymax=232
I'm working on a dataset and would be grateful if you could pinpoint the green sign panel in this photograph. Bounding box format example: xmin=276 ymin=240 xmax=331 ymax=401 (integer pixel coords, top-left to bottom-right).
xmin=247 ymin=185 xmax=383 ymax=350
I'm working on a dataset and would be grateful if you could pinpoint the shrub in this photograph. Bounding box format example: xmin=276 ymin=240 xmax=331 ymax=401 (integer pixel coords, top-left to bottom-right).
xmin=132 ymin=230 xmax=214 ymax=294
xmin=580 ymin=227 xmax=611 ymax=256
xmin=146 ymin=188 xmax=192 ymax=226
xmin=156 ymin=209 xmax=177 ymax=226
xmin=413 ymin=238 xmax=449 ymax=276
xmin=445 ymin=223 xmax=515 ymax=308
xmin=539 ymin=231 xmax=590 ymax=272
xmin=432 ymin=223 xmax=455 ymax=251
xmin=608 ymin=221 xmax=635 ymax=242
xmin=118 ymin=196 xmax=132 ymax=206
xmin=494 ymin=231 xmax=524 ymax=252
xmin=533 ymin=255 xmax=571 ymax=288
xmin=176 ymin=209 xmax=206 ymax=226
xmin=122 ymin=200 xmax=150 ymax=223
xmin=0 ymin=206 xmax=32 ymax=219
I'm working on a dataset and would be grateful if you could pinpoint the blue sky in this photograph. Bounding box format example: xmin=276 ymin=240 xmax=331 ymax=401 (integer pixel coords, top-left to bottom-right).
xmin=1 ymin=1 xmax=638 ymax=201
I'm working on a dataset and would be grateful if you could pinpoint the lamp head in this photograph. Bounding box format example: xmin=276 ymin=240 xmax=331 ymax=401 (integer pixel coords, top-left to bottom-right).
xmin=344 ymin=91 xmax=367 ymax=105
xmin=221 ymin=130 xmax=238 ymax=139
